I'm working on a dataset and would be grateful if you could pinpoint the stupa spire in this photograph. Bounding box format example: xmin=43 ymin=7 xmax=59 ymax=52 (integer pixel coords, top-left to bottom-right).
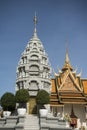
xmin=33 ymin=12 xmax=37 ymax=33
xmin=32 ymin=12 xmax=38 ymax=38
xmin=29 ymin=13 xmax=40 ymax=41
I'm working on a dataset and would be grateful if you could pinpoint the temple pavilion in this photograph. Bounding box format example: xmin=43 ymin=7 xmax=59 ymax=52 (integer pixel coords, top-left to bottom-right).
xmin=50 ymin=49 xmax=87 ymax=123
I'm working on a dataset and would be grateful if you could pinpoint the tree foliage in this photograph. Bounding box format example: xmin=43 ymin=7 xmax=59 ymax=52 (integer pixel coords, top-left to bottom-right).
xmin=36 ymin=89 xmax=50 ymax=105
xmin=1 ymin=92 xmax=16 ymax=111
xmin=15 ymin=89 xmax=29 ymax=103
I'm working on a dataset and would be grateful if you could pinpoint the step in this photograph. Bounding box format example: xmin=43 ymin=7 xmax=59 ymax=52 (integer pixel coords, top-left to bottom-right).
xmin=24 ymin=114 xmax=40 ymax=130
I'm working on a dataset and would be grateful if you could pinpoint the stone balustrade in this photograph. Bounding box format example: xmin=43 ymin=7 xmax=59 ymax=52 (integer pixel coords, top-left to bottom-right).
xmin=40 ymin=116 xmax=72 ymax=130
xmin=0 ymin=116 xmax=25 ymax=130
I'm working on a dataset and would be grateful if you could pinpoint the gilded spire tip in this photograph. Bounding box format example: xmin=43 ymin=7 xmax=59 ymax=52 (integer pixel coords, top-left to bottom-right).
xmin=65 ymin=48 xmax=69 ymax=63
xmin=62 ymin=40 xmax=73 ymax=71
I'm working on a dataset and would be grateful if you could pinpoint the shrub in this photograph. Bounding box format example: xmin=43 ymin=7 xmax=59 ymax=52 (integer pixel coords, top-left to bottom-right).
xmin=36 ymin=90 xmax=50 ymax=105
xmin=1 ymin=92 xmax=16 ymax=111
xmin=15 ymin=89 xmax=29 ymax=108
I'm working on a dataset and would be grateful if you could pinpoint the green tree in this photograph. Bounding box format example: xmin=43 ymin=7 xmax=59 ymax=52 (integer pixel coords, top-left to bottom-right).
xmin=1 ymin=92 xmax=16 ymax=111
xmin=36 ymin=90 xmax=50 ymax=105
xmin=15 ymin=89 xmax=29 ymax=108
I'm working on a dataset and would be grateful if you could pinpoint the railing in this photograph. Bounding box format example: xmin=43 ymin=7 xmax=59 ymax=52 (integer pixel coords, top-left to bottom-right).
xmin=0 ymin=115 xmax=25 ymax=130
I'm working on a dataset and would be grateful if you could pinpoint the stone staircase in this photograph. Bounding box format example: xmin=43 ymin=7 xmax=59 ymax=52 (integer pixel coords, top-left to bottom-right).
xmin=24 ymin=114 xmax=40 ymax=130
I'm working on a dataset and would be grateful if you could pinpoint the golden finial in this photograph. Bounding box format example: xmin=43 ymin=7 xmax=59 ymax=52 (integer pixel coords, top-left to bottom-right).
xmin=65 ymin=37 xmax=69 ymax=63
xmin=65 ymin=48 xmax=70 ymax=64
xmin=62 ymin=38 xmax=73 ymax=71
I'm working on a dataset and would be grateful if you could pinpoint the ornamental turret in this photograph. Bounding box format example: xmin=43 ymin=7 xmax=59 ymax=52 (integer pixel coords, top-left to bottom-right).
xmin=16 ymin=15 xmax=51 ymax=96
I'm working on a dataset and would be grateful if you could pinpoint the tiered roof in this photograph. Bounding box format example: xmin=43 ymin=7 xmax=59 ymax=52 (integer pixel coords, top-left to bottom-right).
xmin=50 ymin=50 xmax=87 ymax=106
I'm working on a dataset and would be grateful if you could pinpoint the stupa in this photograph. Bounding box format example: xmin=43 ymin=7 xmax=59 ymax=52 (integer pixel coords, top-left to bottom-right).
xmin=16 ymin=15 xmax=51 ymax=113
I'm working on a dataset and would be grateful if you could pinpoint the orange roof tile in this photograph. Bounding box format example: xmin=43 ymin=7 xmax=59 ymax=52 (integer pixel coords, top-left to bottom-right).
xmin=82 ymin=80 xmax=87 ymax=94
xmin=51 ymin=79 xmax=56 ymax=93
xmin=57 ymin=77 xmax=61 ymax=86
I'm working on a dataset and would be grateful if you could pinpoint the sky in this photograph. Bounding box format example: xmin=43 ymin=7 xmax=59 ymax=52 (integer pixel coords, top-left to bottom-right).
xmin=0 ymin=0 xmax=87 ymax=97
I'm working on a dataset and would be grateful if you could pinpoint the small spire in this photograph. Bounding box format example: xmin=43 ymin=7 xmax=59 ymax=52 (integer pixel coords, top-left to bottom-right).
xmin=65 ymin=38 xmax=70 ymax=64
xmin=62 ymin=46 xmax=73 ymax=71
xmin=30 ymin=13 xmax=39 ymax=41
xmin=33 ymin=12 xmax=37 ymax=33
xmin=65 ymin=48 xmax=70 ymax=64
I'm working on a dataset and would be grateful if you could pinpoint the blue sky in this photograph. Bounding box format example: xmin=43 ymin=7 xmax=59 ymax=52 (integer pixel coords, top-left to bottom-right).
xmin=0 ymin=0 xmax=87 ymax=97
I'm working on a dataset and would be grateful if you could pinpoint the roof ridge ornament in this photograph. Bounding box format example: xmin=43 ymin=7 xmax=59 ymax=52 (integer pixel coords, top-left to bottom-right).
xmin=58 ymin=67 xmax=62 ymax=73
xmin=73 ymin=68 xmax=78 ymax=74
xmin=77 ymin=69 xmax=82 ymax=77
xmin=53 ymin=68 xmax=59 ymax=76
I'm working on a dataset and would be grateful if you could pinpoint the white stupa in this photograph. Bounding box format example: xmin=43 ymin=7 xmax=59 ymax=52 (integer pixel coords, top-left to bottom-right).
xmin=16 ymin=15 xmax=52 ymax=96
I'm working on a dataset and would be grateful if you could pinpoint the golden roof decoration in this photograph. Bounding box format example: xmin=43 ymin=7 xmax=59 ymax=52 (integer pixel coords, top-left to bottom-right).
xmin=62 ymin=49 xmax=73 ymax=71
xmin=58 ymin=69 xmax=83 ymax=92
